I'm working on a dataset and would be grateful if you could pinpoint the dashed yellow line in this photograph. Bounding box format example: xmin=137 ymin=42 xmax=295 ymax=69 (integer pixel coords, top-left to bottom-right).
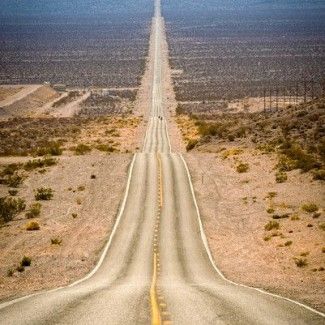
xmin=150 ymin=154 xmax=171 ymax=325
xmin=150 ymin=252 xmax=161 ymax=325
xmin=157 ymin=153 xmax=163 ymax=208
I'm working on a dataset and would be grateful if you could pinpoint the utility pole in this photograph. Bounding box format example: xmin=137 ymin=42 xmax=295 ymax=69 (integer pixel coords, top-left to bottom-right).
xmin=275 ymin=87 xmax=279 ymax=110
xmin=304 ymin=79 xmax=307 ymax=103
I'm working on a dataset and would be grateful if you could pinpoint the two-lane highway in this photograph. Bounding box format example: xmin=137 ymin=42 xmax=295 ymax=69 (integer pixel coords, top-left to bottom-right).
xmin=0 ymin=0 xmax=324 ymax=324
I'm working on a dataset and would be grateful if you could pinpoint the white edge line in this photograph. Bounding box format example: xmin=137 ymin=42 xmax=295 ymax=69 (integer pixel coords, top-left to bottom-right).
xmin=164 ymin=119 xmax=172 ymax=154
xmin=0 ymin=154 xmax=137 ymax=311
xmin=179 ymin=153 xmax=325 ymax=318
xmin=142 ymin=119 xmax=150 ymax=152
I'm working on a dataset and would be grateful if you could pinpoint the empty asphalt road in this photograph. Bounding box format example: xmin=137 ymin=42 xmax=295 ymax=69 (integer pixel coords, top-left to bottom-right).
xmin=0 ymin=0 xmax=324 ymax=324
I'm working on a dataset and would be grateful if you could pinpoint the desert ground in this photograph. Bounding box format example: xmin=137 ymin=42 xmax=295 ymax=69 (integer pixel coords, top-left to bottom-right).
xmin=0 ymin=0 xmax=324 ymax=320
xmin=0 ymin=74 xmax=146 ymax=302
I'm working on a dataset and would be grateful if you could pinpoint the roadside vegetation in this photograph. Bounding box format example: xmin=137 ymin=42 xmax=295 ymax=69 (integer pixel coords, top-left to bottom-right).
xmin=178 ymin=98 xmax=324 ymax=181
xmin=0 ymin=115 xmax=141 ymax=157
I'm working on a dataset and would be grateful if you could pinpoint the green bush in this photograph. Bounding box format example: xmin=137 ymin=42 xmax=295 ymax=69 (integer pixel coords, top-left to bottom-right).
xmin=6 ymin=174 xmax=24 ymax=188
xmin=21 ymin=256 xmax=32 ymax=267
xmin=176 ymin=104 xmax=185 ymax=115
xmin=24 ymin=157 xmax=57 ymax=171
xmin=25 ymin=203 xmax=42 ymax=219
xmin=0 ymin=164 xmax=22 ymax=177
xmin=26 ymin=221 xmax=40 ymax=231
xmin=275 ymin=171 xmax=287 ymax=183
xmin=265 ymin=220 xmax=280 ymax=231
xmin=0 ymin=197 xmax=26 ymax=223
xmin=278 ymin=143 xmax=320 ymax=173
xmin=301 ymin=203 xmax=318 ymax=213
xmin=35 ymin=187 xmax=53 ymax=200
xmin=312 ymin=169 xmax=325 ymax=181
xmin=37 ymin=142 xmax=62 ymax=156
xmin=96 ymin=144 xmax=115 ymax=153
xmin=8 ymin=189 xmax=18 ymax=196
xmin=74 ymin=144 xmax=91 ymax=155
xmin=51 ymin=238 xmax=62 ymax=245
xmin=236 ymin=163 xmax=249 ymax=173
xmin=16 ymin=265 xmax=25 ymax=272
xmin=186 ymin=139 xmax=198 ymax=151
xmin=272 ymin=214 xmax=290 ymax=219
xmin=294 ymin=258 xmax=308 ymax=267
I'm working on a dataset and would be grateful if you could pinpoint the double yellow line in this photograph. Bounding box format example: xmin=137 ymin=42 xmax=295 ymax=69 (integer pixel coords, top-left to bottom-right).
xmin=150 ymin=154 xmax=164 ymax=325
xmin=150 ymin=252 xmax=161 ymax=325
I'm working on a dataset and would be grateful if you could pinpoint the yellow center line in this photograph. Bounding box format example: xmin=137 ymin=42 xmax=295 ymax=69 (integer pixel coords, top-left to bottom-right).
xmin=150 ymin=253 xmax=161 ymax=325
xmin=150 ymin=153 xmax=164 ymax=325
xmin=157 ymin=153 xmax=163 ymax=208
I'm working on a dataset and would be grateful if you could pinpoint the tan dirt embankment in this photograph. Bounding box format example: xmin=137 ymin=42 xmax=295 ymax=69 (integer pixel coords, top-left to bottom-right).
xmin=0 ymin=154 xmax=131 ymax=301
xmin=186 ymin=150 xmax=325 ymax=312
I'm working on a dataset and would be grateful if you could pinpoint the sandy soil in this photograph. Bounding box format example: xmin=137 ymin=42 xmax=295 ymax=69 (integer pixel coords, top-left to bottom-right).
xmin=73 ymin=116 xmax=142 ymax=153
xmin=0 ymin=154 xmax=131 ymax=301
xmin=0 ymin=85 xmax=42 ymax=108
xmin=1 ymin=85 xmax=59 ymax=118
xmin=185 ymin=147 xmax=325 ymax=312
xmin=50 ymin=92 xmax=91 ymax=117
xmin=0 ymin=86 xmax=23 ymax=103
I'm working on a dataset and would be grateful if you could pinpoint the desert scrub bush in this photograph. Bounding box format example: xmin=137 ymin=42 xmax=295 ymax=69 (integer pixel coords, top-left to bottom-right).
xmin=16 ymin=265 xmax=25 ymax=272
xmin=266 ymin=192 xmax=277 ymax=199
xmin=26 ymin=221 xmax=40 ymax=231
xmin=236 ymin=162 xmax=249 ymax=173
xmin=7 ymin=268 xmax=14 ymax=277
xmin=96 ymin=144 xmax=115 ymax=153
xmin=4 ymin=174 xmax=24 ymax=188
xmin=0 ymin=197 xmax=26 ymax=223
xmin=0 ymin=163 xmax=22 ymax=176
xmin=186 ymin=139 xmax=198 ymax=151
xmin=319 ymin=223 xmax=325 ymax=231
xmin=284 ymin=240 xmax=293 ymax=246
xmin=36 ymin=142 xmax=62 ymax=156
xmin=312 ymin=169 xmax=325 ymax=181
xmin=21 ymin=256 xmax=31 ymax=267
xmin=222 ymin=148 xmax=243 ymax=159
xmin=277 ymin=143 xmax=319 ymax=173
xmin=24 ymin=157 xmax=57 ymax=171
xmin=294 ymin=258 xmax=308 ymax=267
xmin=77 ymin=185 xmax=85 ymax=191
xmin=8 ymin=189 xmax=18 ymax=196
xmin=275 ymin=171 xmax=287 ymax=183
xmin=51 ymin=238 xmax=62 ymax=245
xmin=35 ymin=187 xmax=53 ymax=200
xmin=266 ymin=208 xmax=275 ymax=214
xmin=272 ymin=213 xmax=290 ymax=219
xmin=74 ymin=144 xmax=91 ymax=155
xmin=301 ymin=203 xmax=318 ymax=213
xmin=25 ymin=203 xmax=42 ymax=219
xmin=176 ymin=104 xmax=185 ymax=115
xmin=265 ymin=220 xmax=280 ymax=231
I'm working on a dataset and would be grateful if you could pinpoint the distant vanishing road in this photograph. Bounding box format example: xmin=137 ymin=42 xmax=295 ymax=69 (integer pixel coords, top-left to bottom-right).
xmin=0 ymin=1 xmax=324 ymax=324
